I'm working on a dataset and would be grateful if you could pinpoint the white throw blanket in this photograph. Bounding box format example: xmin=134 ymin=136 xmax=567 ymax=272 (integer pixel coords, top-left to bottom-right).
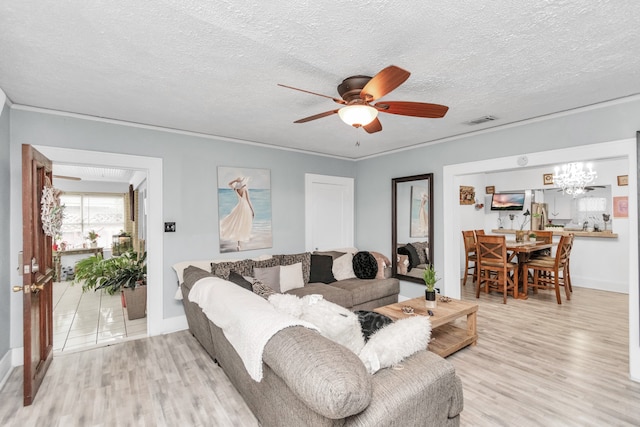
xmin=188 ymin=276 xmax=317 ymax=381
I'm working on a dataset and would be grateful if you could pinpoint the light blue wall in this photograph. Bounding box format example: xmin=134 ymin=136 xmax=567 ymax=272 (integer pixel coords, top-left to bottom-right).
xmin=355 ymin=98 xmax=640 ymax=296
xmin=0 ymin=102 xmax=10 ymax=361
xmin=9 ymin=109 xmax=355 ymax=321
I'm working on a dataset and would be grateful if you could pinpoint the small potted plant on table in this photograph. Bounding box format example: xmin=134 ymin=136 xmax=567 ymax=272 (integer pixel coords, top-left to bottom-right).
xmin=423 ymin=264 xmax=440 ymax=309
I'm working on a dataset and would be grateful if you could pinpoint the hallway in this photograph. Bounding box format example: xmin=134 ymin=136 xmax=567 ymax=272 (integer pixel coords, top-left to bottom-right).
xmin=53 ymin=281 xmax=147 ymax=353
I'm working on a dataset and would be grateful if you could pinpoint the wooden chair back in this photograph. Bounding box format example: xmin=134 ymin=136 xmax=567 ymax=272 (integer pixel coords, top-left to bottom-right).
xmin=462 ymin=230 xmax=477 ymax=254
xmin=476 ymin=234 xmax=508 ymax=265
xmin=555 ymin=233 xmax=574 ymax=270
xmin=534 ymin=230 xmax=553 ymax=244
xmin=474 ymin=229 xmax=485 ymax=237
xmin=475 ymin=234 xmax=517 ymax=303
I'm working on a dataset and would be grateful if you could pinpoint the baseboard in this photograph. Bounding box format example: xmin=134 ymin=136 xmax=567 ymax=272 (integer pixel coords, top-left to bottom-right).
xmin=159 ymin=315 xmax=188 ymax=335
xmin=0 ymin=349 xmax=15 ymax=390
xmin=570 ymin=276 xmax=628 ymax=294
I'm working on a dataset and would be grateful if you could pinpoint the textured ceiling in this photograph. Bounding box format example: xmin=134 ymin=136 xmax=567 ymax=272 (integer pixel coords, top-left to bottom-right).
xmin=2 ymin=1 xmax=640 ymax=159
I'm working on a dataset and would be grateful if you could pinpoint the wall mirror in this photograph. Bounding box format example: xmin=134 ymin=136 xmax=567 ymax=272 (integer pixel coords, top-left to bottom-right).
xmin=392 ymin=173 xmax=434 ymax=284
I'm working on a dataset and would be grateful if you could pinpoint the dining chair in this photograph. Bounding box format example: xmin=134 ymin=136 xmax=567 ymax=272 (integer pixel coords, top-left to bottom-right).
xmin=475 ymin=234 xmax=518 ymax=304
xmin=461 ymin=230 xmax=478 ymax=286
xmin=474 ymin=229 xmax=485 ymax=237
xmin=522 ymin=233 xmax=574 ymax=304
xmin=531 ymin=230 xmax=572 ymax=292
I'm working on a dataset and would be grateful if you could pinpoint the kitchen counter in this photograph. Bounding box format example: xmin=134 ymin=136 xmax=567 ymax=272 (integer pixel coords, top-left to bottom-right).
xmin=491 ymin=229 xmax=618 ymax=238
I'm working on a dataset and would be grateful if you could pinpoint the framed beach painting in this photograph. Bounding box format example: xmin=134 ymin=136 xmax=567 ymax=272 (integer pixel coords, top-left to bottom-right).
xmin=218 ymin=166 xmax=272 ymax=252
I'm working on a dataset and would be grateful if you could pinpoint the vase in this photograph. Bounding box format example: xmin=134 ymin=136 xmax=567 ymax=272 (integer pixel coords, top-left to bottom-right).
xmin=425 ymin=289 xmax=437 ymax=309
xmin=123 ymin=285 xmax=147 ymax=320
xmin=90 ymin=241 xmax=97 ymax=248
xmin=515 ymin=230 xmax=525 ymax=242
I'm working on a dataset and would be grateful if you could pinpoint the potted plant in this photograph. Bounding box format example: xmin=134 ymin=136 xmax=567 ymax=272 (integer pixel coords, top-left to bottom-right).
xmin=528 ymin=232 xmax=537 ymax=242
xmin=423 ymin=264 xmax=440 ymax=308
xmin=74 ymin=251 xmax=147 ymax=320
xmin=86 ymin=230 xmax=100 ymax=247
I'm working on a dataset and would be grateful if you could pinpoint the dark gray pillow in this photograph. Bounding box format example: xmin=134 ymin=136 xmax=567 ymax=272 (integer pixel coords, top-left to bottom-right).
xmin=398 ymin=244 xmax=420 ymax=270
xmin=228 ymin=270 xmax=253 ymax=292
xmin=352 ymin=251 xmax=378 ymax=279
xmin=309 ymin=254 xmax=336 ymax=284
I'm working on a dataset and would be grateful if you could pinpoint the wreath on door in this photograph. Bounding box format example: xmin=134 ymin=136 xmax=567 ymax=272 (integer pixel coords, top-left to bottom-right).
xmin=41 ymin=178 xmax=64 ymax=238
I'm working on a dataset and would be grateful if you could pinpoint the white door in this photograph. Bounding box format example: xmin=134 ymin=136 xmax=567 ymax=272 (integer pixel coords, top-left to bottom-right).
xmin=305 ymin=174 xmax=354 ymax=251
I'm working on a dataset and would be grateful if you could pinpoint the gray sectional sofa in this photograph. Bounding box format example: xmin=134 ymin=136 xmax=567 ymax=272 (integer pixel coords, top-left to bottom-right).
xmin=179 ymin=270 xmax=463 ymax=426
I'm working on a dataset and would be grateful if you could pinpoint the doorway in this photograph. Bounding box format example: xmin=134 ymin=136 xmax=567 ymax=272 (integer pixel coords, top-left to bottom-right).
xmin=31 ymin=146 xmax=164 ymax=343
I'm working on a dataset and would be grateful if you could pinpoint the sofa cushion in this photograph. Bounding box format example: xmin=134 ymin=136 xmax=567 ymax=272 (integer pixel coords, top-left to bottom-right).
xmin=332 ymin=253 xmax=356 ymax=281
xmin=352 ymin=251 xmax=378 ymax=279
xmin=254 ymin=265 xmax=281 ymax=291
xmin=309 ymin=254 xmax=336 ymax=284
xmin=330 ymin=278 xmax=399 ymax=307
xmin=275 ymin=252 xmax=311 ymax=284
xmin=212 ymin=258 xmax=279 ymax=280
xmin=263 ymin=326 xmax=372 ymax=419
xmin=183 ymin=265 xmax=215 ymax=291
xmin=285 ymin=283 xmax=353 ymax=308
xmin=279 ymin=262 xmax=305 ymax=292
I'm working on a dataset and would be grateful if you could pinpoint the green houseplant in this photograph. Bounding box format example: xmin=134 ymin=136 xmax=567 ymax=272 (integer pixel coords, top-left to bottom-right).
xmin=423 ymin=264 xmax=440 ymax=308
xmin=74 ymin=251 xmax=147 ymax=319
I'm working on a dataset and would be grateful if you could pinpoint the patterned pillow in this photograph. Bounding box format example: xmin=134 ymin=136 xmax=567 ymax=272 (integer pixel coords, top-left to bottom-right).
xmin=352 ymin=251 xmax=378 ymax=280
xmin=252 ymin=280 xmax=277 ymax=299
xmin=355 ymin=310 xmax=393 ymax=342
xmin=410 ymin=241 xmax=429 ymax=265
xmin=212 ymin=258 xmax=278 ymax=280
xmin=275 ymin=252 xmax=311 ymax=284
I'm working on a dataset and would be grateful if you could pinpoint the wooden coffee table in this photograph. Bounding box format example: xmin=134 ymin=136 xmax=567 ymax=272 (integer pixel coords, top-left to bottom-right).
xmin=374 ymin=297 xmax=478 ymax=358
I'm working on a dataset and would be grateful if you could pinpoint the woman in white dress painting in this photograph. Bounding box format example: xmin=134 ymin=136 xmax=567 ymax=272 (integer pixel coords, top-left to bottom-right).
xmin=419 ymin=192 xmax=428 ymax=236
xmin=220 ymin=176 xmax=255 ymax=251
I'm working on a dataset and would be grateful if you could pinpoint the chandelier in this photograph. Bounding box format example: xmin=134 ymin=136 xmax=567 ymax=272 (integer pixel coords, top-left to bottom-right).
xmin=552 ymin=162 xmax=597 ymax=197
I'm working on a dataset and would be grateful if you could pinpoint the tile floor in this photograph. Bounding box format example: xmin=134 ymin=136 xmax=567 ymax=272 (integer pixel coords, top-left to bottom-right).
xmin=53 ymin=281 xmax=147 ymax=353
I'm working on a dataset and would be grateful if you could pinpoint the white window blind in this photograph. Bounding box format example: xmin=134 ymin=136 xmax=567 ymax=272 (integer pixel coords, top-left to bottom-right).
xmin=59 ymin=193 xmax=125 ymax=248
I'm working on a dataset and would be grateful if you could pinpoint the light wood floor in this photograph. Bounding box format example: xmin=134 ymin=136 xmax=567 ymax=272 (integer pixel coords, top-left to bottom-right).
xmin=1 ymin=285 xmax=639 ymax=426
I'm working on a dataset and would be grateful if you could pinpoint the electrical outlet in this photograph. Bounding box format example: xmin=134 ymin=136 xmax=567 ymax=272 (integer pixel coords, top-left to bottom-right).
xmin=164 ymin=222 xmax=176 ymax=232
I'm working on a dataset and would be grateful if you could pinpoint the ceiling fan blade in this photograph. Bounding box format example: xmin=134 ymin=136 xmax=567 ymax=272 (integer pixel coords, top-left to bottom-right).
xmin=363 ymin=117 xmax=382 ymax=134
xmin=278 ymin=84 xmax=346 ymax=105
xmin=360 ymin=65 xmax=410 ymax=101
xmin=293 ymin=110 xmax=339 ymax=123
xmin=53 ymin=174 xmax=81 ymax=181
xmin=375 ymin=101 xmax=449 ymax=118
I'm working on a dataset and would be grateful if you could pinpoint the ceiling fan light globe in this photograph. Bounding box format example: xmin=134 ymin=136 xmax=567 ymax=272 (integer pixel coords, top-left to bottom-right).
xmin=338 ymin=105 xmax=378 ymax=127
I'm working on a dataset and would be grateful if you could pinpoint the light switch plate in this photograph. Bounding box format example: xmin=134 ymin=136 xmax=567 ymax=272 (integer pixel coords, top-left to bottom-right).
xmin=164 ymin=222 xmax=176 ymax=232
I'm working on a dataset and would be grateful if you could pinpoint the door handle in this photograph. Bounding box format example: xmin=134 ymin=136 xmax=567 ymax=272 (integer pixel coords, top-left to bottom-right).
xmin=12 ymin=284 xmax=45 ymax=293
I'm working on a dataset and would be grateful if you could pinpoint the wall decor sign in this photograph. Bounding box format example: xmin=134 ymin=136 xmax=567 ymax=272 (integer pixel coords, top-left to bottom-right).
xmin=617 ymin=175 xmax=628 ymax=186
xmin=218 ymin=166 xmax=272 ymax=252
xmin=613 ymin=196 xmax=628 ymax=218
xmin=459 ymin=186 xmax=475 ymax=205
xmin=485 ymin=186 xmax=495 ymax=194
xmin=410 ymin=185 xmax=430 ymax=237
xmin=543 ymin=173 xmax=554 ymax=185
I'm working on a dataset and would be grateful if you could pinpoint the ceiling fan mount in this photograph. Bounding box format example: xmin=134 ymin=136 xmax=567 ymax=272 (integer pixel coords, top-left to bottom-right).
xmin=278 ymin=65 xmax=449 ymax=134
xmin=337 ymin=75 xmax=373 ymax=102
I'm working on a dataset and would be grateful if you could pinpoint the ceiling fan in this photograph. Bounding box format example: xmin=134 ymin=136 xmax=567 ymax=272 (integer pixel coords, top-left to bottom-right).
xmin=278 ymin=65 xmax=448 ymax=134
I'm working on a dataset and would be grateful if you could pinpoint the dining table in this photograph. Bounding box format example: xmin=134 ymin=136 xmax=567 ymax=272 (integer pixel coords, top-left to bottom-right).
xmin=505 ymin=240 xmax=554 ymax=299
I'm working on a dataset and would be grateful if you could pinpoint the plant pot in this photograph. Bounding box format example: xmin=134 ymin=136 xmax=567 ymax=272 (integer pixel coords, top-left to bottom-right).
xmin=90 ymin=241 xmax=97 ymax=248
xmin=515 ymin=230 xmax=526 ymax=242
xmin=123 ymin=285 xmax=147 ymax=320
xmin=425 ymin=289 xmax=437 ymax=309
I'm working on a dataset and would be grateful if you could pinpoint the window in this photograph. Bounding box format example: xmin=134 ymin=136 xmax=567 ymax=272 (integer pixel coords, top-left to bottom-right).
xmin=59 ymin=193 xmax=125 ymax=249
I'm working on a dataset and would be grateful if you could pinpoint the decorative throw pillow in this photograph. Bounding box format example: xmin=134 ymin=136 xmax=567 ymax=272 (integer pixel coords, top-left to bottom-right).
xmin=252 ymin=280 xmax=277 ymax=299
xmin=212 ymin=258 xmax=278 ymax=280
xmin=279 ymin=262 xmax=305 ymax=292
xmin=254 ymin=265 xmax=281 ymax=292
xmin=275 ymin=252 xmax=311 ymax=284
xmin=352 ymin=251 xmax=378 ymax=279
xmin=332 ymin=253 xmax=356 ymax=281
xmin=358 ymin=316 xmax=432 ymax=374
xmin=228 ymin=270 xmax=253 ymax=292
xmin=369 ymin=251 xmax=391 ymax=280
xmin=409 ymin=241 xmax=429 ymax=266
xmin=309 ymin=254 xmax=336 ymax=284
xmin=398 ymin=244 xmax=420 ymax=270
xmin=313 ymin=250 xmax=346 ymax=260
xmin=355 ymin=310 xmax=394 ymax=342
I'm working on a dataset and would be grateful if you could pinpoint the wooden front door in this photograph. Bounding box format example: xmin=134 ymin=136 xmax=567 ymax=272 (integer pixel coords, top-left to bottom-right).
xmin=19 ymin=144 xmax=55 ymax=405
